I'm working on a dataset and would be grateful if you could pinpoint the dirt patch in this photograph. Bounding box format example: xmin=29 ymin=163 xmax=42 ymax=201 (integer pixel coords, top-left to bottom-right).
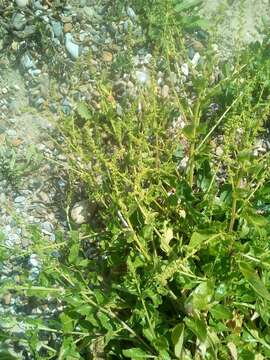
xmin=202 ymin=0 xmax=269 ymax=56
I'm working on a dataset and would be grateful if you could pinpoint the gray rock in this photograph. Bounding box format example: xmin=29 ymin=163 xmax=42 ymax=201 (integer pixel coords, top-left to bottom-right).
xmin=14 ymin=196 xmax=26 ymax=203
xmin=41 ymin=221 xmax=54 ymax=233
xmin=15 ymin=0 xmax=29 ymax=7
xmin=20 ymin=53 xmax=35 ymax=69
xmin=65 ymin=33 xmax=81 ymax=59
xmin=161 ymin=85 xmax=169 ymax=98
xmin=51 ymin=20 xmax=63 ymax=39
xmin=12 ymin=13 xmax=27 ymax=31
xmin=135 ymin=68 xmax=150 ymax=85
xmin=6 ymin=129 xmax=17 ymax=137
xmin=127 ymin=7 xmax=137 ymax=21
xmin=71 ymin=200 xmax=96 ymax=225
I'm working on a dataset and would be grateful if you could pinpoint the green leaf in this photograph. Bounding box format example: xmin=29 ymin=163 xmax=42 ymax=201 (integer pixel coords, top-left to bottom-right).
xmin=97 ymin=312 xmax=113 ymax=331
xmin=68 ymin=242 xmax=80 ymax=264
xmin=171 ymin=324 xmax=185 ymax=358
xmin=174 ymin=0 xmax=203 ymax=12
xmin=210 ymin=304 xmax=232 ymax=320
xmin=122 ymin=348 xmax=150 ymax=358
xmin=190 ymin=280 xmax=214 ymax=311
xmin=76 ymin=102 xmax=92 ymax=120
xmin=60 ymin=313 xmax=74 ymax=333
xmin=239 ymin=261 xmax=270 ymax=301
xmin=244 ymin=212 xmax=268 ymax=227
xmin=0 ymin=351 xmax=18 ymax=360
xmin=188 ymin=231 xmax=219 ymax=251
xmin=160 ymin=226 xmax=174 ymax=254
xmin=182 ymin=124 xmax=195 ymax=139
xmin=187 ymin=18 xmax=209 ymax=30
xmin=184 ymin=317 xmax=207 ymax=342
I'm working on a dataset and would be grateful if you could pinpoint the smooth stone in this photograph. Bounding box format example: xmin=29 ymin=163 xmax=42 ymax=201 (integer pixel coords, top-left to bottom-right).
xmin=191 ymin=52 xmax=200 ymax=67
xmin=102 ymin=51 xmax=113 ymax=62
xmin=71 ymin=200 xmax=96 ymax=225
xmin=51 ymin=20 xmax=63 ymax=39
xmin=29 ymin=254 xmax=40 ymax=268
xmin=20 ymin=53 xmax=35 ymax=69
xmin=127 ymin=7 xmax=137 ymax=21
xmin=65 ymin=33 xmax=81 ymax=59
xmin=41 ymin=221 xmax=54 ymax=233
xmin=181 ymin=63 xmax=189 ymax=76
xmin=135 ymin=68 xmax=150 ymax=85
xmin=12 ymin=13 xmax=26 ymax=31
xmin=14 ymin=196 xmax=25 ymax=203
xmin=15 ymin=0 xmax=29 ymax=7
xmin=161 ymin=85 xmax=169 ymax=98
xmin=6 ymin=129 xmax=17 ymax=137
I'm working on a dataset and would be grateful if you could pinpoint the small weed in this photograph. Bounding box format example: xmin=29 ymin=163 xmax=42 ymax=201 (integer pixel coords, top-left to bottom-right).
xmin=0 ymin=142 xmax=43 ymax=188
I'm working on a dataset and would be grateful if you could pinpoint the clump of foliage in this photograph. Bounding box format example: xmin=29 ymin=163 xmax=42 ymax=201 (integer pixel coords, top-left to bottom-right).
xmin=2 ymin=1 xmax=270 ymax=359
xmin=0 ymin=142 xmax=42 ymax=188
xmin=11 ymin=34 xmax=270 ymax=359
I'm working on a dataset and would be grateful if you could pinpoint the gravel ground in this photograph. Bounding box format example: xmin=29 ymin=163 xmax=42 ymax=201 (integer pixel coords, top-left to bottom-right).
xmin=202 ymin=0 xmax=270 ymax=57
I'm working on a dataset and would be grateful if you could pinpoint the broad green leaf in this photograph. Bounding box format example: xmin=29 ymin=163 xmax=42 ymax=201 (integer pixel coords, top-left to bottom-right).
xmin=161 ymin=226 xmax=173 ymax=254
xmin=0 ymin=351 xmax=18 ymax=360
xmin=182 ymin=124 xmax=195 ymax=140
xmin=190 ymin=280 xmax=214 ymax=311
xmin=97 ymin=312 xmax=113 ymax=331
xmin=76 ymin=102 xmax=92 ymax=120
xmin=210 ymin=304 xmax=232 ymax=320
xmin=60 ymin=313 xmax=74 ymax=333
xmin=239 ymin=262 xmax=270 ymax=301
xmin=184 ymin=317 xmax=207 ymax=342
xmin=171 ymin=324 xmax=185 ymax=358
xmin=174 ymin=0 xmax=203 ymax=12
xmin=188 ymin=231 xmax=208 ymax=250
xmin=245 ymin=213 xmax=268 ymax=227
xmin=68 ymin=242 xmax=80 ymax=264
xmin=122 ymin=348 xmax=150 ymax=358
xmin=188 ymin=231 xmax=219 ymax=251
xmin=187 ymin=18 xmax=210 ymax=30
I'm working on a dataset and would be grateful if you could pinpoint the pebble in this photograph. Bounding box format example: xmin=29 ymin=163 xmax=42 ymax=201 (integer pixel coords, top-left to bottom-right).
xmin=71 ymin=200 xmax=96 ymax=225
xmin=6 ymin=129 xmax=17 ymax=137
xmin=191 ymin=52 xmax=200 ymax=67
xmin=15 ymin=0 xmax=29 ymax=7
xmin=65 ymin=33 xmax=81 ymax=59
xmin=64 ymin=23 xmax=73 ymax=33
xmin=14 ymin=196 xmax=26 ymax=203
xmin=12 ymin=13 xmax=26 ymax=31
xmin=181 ymin=63 xmax=189 ymax=76
xmin=215 ymin=146 xmax=223 ymax=157
xmin=29 ymin=254 xmax=40 ymax=268
xmin=127 ymin=7 xmax=137 ymax=21
xmin=102 ymin=51 xmax=113 ymax=62
xmin=3 ymin=293 xmax=12 ymax=305
xmin=161 ymin=85 xmax=170 ymax=98
xmin=135 ymin=68 xmax=150 ymax=85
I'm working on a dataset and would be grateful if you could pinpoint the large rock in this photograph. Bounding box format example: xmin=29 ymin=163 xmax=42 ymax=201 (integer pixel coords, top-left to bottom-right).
xmin=71 ymin=200 xmax=97 ymax=225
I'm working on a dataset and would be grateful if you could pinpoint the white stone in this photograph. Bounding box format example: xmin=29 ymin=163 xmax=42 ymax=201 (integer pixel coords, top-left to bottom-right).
xmin=15 ymin=0 xmax=29 ymax=7
xmin=65 ymin=33 xmax=81 ymax=60
xmin=71 ymin=200 xmax=95 ymax=225
xmin=181 ymin=63 xmax=189 ymax=76
xmin=191 ymin=52 xmax=200 ymax=67
xmin=135 ymin=68 xmax=150 ymax=85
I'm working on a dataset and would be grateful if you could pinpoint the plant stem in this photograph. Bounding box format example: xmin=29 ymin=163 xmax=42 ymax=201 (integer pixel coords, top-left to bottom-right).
xmin=229 ymin=176 xmax=241 ymax=232
xmin=188 ymin=97 xmax=201 ymax=187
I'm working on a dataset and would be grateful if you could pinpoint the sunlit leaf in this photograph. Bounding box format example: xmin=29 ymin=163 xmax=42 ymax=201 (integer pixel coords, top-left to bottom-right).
xmin=171 ymin=324 xmax=185 ymax=358
xmin=239 ymin=262 xmax=270 ymax=301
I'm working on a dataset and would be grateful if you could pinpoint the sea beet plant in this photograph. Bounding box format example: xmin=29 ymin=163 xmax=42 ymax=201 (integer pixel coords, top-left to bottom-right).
xmin=2 ymin=1 xmax=270 ymax=359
